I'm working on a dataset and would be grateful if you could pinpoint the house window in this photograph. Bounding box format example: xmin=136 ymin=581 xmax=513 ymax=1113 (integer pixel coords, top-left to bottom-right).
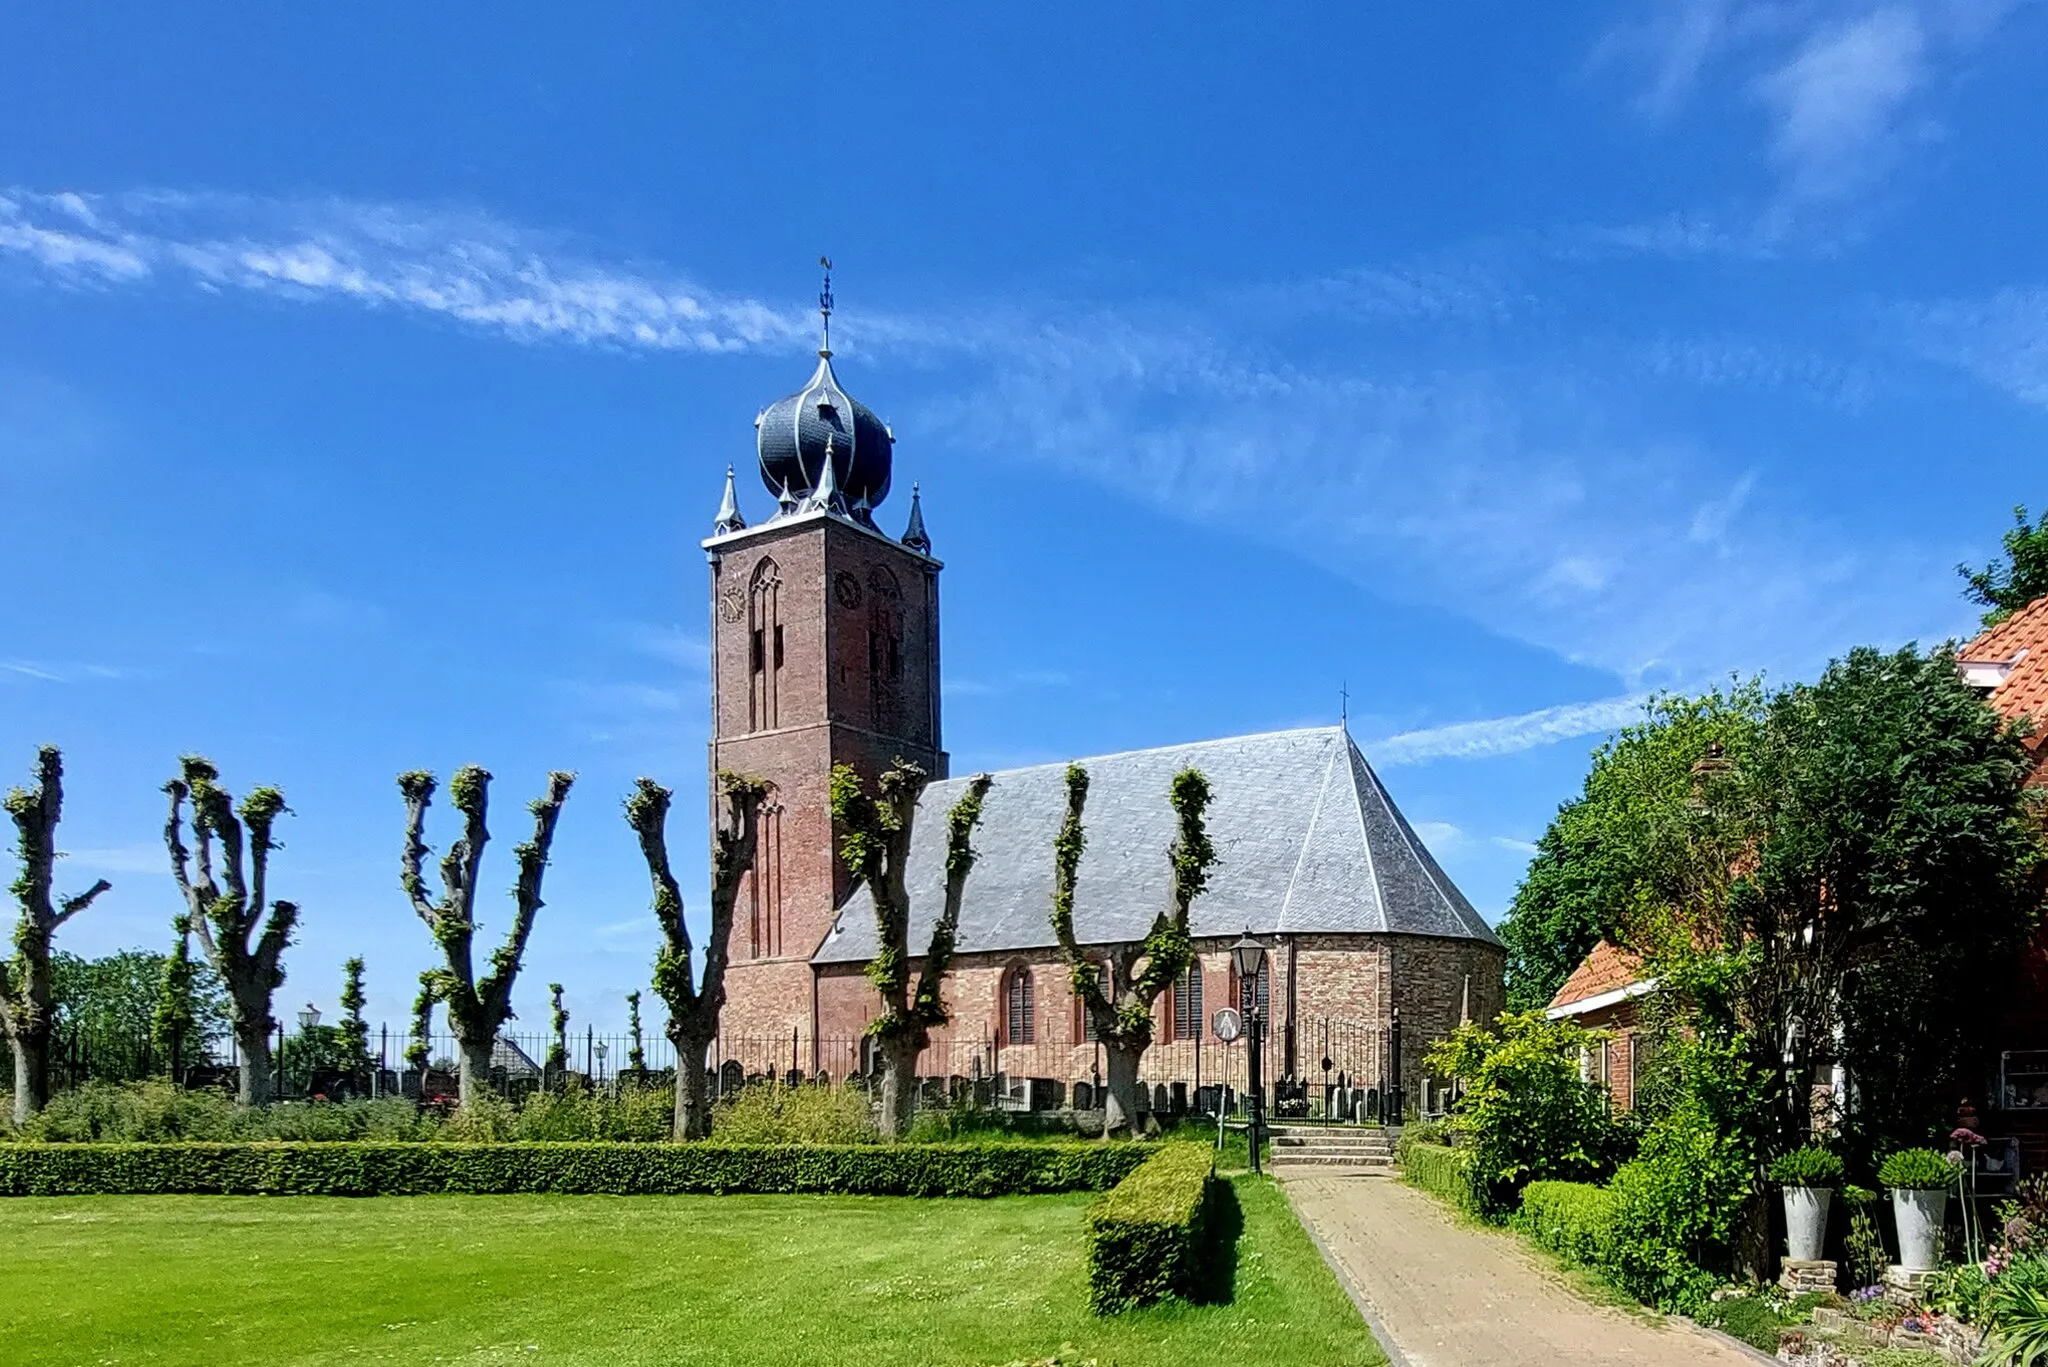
xmin=1005 ymin=967 xmax=1035 ymax=1046
xmin=1173 ymin=962 xmax=1204 ymax=1041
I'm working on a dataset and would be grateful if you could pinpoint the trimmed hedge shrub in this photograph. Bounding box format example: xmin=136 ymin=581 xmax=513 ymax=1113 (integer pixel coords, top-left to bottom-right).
xmin=1518 ymin=1180 xmax=1615 ymax=1265
xmin=1084 ymin=1142 xmax=1216 ymax=1314
xmin=0 ymin=1141 xmax=1152 ymax=1198
xmin=1399 ymin=1141 xmax=1480 ymax=1215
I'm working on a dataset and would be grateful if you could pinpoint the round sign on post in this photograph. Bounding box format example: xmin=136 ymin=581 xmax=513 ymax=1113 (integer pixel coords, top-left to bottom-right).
xmin=1211 ymin=1007 xmax=1243 ymax=1043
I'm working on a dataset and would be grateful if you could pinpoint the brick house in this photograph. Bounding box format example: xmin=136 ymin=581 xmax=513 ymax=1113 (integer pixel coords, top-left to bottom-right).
xmin=698 ymin=309 xmax=1505 ymax=1110
xmin=1545 ymin=940 xmax=1653 ymax=1111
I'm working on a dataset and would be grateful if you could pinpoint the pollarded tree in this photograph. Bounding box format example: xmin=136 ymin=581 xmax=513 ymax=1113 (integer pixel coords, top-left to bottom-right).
xmin=398 ymin=766 xmax=574 ymax=1106
xmin=1050 ymin=764 xmax=1217 ymax=1138
xmin=338 ymin=956 xmax=371 ymax=1081
xmin=545 ymin=982 xmax=568 ymax=1075
xmin=625 ymin=772 xmax=767 ymax=1140
xmin=830 ymin=761 xmax=994 ymax=1139
xmin=405 ymin=971 xmax=438 ymax=1074
xmin=625 ymin=989 xmax=647 ymax=1072
xmin=2 ymin=746 xmax=111 ymax=1123
xmin=164 ymin=756 xmax=298 ymax=1106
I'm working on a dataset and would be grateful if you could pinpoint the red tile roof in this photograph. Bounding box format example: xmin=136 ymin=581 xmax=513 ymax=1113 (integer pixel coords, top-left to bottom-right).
xmin=1960 ymin=594 xmax=2048 ymax=774
xmin=1547 ymin=939 xmax=1647 ymax=1010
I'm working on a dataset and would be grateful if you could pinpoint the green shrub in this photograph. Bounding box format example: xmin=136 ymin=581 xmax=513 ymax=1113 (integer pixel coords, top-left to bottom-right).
xmin=1768 ymin=1145 xmax=1843 ymax=1188
xmin=1423 ymin=1012 xmax=1618 ymax=1215
xmin=0 ymin=1140 xmax=1152 ymax=1197
xmin=1604 ymin=1099 xmax=1750 ymax=1312
xmin=710 ymin=1082 xmax=877 ymax=1146
xmin=1699 ymin=1293 xmax=1791 ymax=1352
xmin=1084 ymin=1142 xmax=1216 ymax=1314
xmin=1980 ymin=1271 xmax=2048 ymax=1367
xmin=1878 ymin=1148 xmax=1958 ymax=1191
xmin=1518 ymin=1180 xmax=1615 ymax=1266
xmin=1400 ymin=1142 xmax=1480 ymax=1215
xmin=1398 ymin=1118 xmax=1447 ymax=1151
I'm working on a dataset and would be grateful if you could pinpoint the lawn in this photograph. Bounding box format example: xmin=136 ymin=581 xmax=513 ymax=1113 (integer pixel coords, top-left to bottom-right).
xmin=0 ymin=1174 xmax=1383 ymax=1367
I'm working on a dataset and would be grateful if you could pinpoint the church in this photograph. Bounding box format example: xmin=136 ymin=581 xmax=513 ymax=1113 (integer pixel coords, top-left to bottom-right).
xmin=701 ymin=286 xmax=1504 ymax=1113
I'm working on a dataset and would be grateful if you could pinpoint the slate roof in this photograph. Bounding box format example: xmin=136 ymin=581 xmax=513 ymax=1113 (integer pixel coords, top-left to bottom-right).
xmin=814 ymin=725 xmax=1500 ymax=965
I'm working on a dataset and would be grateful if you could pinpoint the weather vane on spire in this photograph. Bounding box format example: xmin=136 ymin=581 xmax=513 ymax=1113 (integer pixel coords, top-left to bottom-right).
xmin=818 ymin=255 xmax=834 ymax=357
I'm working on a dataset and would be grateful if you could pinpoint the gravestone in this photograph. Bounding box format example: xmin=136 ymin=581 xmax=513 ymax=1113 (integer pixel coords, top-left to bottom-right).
xmin=1072 ymin=1080 xmax=1093 ymax=1111
xmin=719 ymin=1060 xmax=744 ymax=1096
xmin=1171 ymin=1081 xmax=1188 ymax=1113
xmin=1153 ymin=1084 xmax=1171 ymax=1114
xmin=1335 ymin=1086 xmax=1354 ymax=1121
xmin=1361 ymin=1087 xmax=1378 ymax=1122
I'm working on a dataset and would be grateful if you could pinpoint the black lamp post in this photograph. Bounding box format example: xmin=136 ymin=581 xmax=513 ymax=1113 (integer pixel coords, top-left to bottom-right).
xmin=1232 ymin=930 xmax=1268 ymax=1175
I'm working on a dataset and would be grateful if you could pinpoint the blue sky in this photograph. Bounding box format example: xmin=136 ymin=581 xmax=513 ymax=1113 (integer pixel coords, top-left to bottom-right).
xmin=3 ymin=4 xmax=2044 ymax=1035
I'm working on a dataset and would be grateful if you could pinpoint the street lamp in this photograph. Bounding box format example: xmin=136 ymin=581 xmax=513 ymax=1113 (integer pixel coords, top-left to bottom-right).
xmin=1231 ymin=931 xmax=1268 ymax=1175
xmin=594 ymin=1040 xmax=610 ymax=1087
xmin=298 ymin=1003 xmax=321 ymax=1032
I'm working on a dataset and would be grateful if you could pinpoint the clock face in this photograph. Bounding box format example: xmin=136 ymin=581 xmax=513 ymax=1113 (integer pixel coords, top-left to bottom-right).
xmin=834 ymin=571 xmax=864 ymax=609
xmin=718 ymin=587 xmax=745 ymax=623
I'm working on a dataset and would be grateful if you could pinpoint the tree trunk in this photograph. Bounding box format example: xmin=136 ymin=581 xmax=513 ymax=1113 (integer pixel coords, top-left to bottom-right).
xmin=233 ymin=1014 xmax=273 ymax=1107
xmin=457 ymin=1033 xmax=495 ymax=1107
xmin=876 ymin=1034 xmax=922 ymax=1139
xmin=1102 ymin=1040 xmax=1144 ymax=1139
xmin=10 ymin=1029 xmax=49 ymax=1127
xmin=673 ymin=1032 xmax=712 ymax=1140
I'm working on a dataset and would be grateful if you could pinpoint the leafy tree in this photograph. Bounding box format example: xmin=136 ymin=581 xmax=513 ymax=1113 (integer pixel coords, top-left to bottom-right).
xmin=163 ymin=756 xmax=297 ymax=1106
xmin=1050 ymin=765 xmax=1218 ymax=1138
xmin=1498 ymin=684 xmax=1767 ymax=1011
xmin=624 ymin=989 xmax=646 ymax=1072
xmin=337 ymin=957 xmax=371 ymax=1079
xmin=1 ymin=747 xmax=110 ymax=1122
xmin=56 ymin=945 xmax=227 ymax=1083
xmin=1960 ymin=504 xmax=2048 ymax=626
xmin=398 ymin=766 xmax=575 ymax=1106
xmin=1722 ymin=645 xmax=2044 ymax=1160
xmin=625 ymin=772 xmax=767 ymax=1139
xmin=829 ymin=761 xmax=993 ymax=1139
xmin=1424 ymin=1010 xmax=1617 ymax=1214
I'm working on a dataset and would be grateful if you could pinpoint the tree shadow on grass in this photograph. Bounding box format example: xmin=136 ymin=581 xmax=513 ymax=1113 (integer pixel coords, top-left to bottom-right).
xmin=1188 ymin=1178 xmax=1244 ymax=1305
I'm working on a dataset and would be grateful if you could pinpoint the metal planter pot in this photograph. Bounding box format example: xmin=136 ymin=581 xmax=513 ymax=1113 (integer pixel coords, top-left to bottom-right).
xmin=1892 ymin=1187 xmax=1949 ymax=1271
xmin=1783 ymin=1186 xmax=1832 ymax=1262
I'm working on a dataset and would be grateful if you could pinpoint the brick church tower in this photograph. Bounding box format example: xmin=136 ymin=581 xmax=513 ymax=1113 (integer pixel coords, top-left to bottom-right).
xmin=703 ymin=272 xmax=944 ymax=1048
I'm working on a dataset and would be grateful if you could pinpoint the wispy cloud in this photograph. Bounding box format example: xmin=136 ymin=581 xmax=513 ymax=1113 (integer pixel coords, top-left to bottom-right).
xmin=1901 ymin=287 xmax=2048 ymax=405
xmin=0 ymin=189 xmax=821 ymax=354
xmin=0 ymin=184 xmax=1969 ymax=687
xmin=1368 ymin=695 xmax=1649 ymax=765
xmin=1597 ymin=0 xmax=2023 ymax=209
xmin=2 ymin=659 xmax=125 ymax=683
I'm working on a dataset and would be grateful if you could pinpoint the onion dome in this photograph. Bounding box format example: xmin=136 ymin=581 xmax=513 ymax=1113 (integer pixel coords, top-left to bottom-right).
xmin=755 ymin=351 xmax=894 ymax=512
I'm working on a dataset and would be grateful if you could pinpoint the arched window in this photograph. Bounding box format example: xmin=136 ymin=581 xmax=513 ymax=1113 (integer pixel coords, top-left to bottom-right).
xmin=1004 ymin=966 xmax=1036 ymax=1046
xmin=1172 ymin=960 xmax=1204 ymax=1042
xmin=867 ymin=565 xmax=904 ymax=730
xmin=747 ymin=557 xmax=782 ymax=731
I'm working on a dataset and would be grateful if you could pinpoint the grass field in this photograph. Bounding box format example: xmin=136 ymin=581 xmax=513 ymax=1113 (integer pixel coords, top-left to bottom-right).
xmin=0 ymin=1174 xmax=1383 ymax=1367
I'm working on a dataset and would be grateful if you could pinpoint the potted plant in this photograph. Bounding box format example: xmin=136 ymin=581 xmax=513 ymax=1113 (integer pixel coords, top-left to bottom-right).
xmin=1880 ymin=1147 xmax=1961 ymax=1271
xmin=1770 ymin=1145 xmax=1845 ymax=1262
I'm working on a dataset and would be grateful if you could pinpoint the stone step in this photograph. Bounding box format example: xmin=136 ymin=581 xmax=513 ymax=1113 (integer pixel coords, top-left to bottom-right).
xmin=1269 ymin=1152 xmax=1394 ymax=1167
xmin=1272 ymin=1134 xmax=1396 ymax=1148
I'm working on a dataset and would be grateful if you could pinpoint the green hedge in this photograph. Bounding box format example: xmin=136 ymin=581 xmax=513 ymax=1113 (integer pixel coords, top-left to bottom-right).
xmin=0 ymin=1141 xmax=1153 ymax=1198
xmin=1084 ymin=1142 xmax=1217 ymax=1314
xmin=1399 ymin=1140 xmax=1480 ymax=1215
xmin=1518 ymin=1180 xmax=1615 ymax=1265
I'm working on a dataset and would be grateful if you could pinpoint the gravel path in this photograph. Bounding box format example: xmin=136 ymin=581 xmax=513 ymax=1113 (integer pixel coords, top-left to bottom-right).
xmin=1282 ymin=1170 xmax=1764 ymax=1367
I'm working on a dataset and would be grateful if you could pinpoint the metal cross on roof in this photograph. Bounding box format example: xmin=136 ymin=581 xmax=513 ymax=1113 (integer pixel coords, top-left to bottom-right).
xmin=818 ymin=255 xmax=834 ymax=356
